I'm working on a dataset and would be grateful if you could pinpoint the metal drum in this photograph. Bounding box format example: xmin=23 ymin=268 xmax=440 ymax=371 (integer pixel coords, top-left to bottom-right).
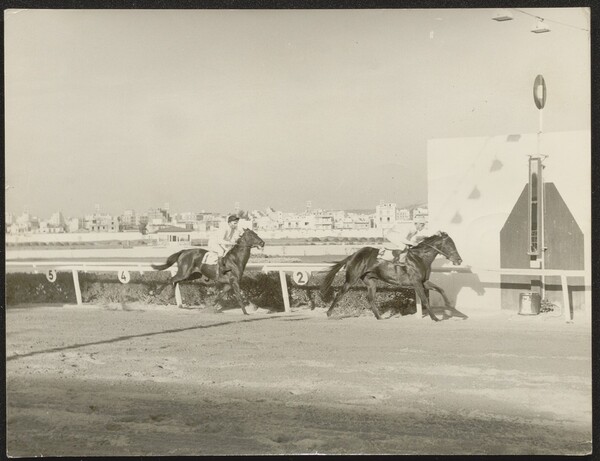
xmin=519 ymin=292 xmax=541 ymax=315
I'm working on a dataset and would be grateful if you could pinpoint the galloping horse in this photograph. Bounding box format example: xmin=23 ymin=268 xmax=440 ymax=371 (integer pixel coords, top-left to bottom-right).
xmin=151 ymin=228 xmax=265 ymax=314
xmin=320 ymin=232 xmax=463 ymax=321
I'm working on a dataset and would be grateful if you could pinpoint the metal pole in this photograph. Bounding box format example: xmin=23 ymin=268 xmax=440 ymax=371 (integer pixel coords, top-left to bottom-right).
xmin=538 ymin=108 xmax=546 ymax=300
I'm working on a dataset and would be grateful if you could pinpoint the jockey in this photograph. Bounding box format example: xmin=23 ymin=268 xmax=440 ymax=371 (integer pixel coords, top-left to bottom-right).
xmin=384 ymin=215 xmax=431 ymax=266
xmin=207 ymin=214 xmax=241 ymax=277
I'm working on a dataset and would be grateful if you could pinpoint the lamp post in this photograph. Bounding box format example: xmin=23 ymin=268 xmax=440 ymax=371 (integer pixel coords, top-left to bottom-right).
xmin=530 ymin=75 xmax=547 ymax=297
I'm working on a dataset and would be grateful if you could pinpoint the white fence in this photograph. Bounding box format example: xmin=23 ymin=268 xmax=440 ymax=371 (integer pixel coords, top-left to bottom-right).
xmin=5 ymin=261 xmax=585 ymax=322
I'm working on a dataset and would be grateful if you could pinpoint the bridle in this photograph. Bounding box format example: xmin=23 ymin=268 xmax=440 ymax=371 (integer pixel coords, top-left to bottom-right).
xmin=411 ymin=235 xmax=455 ymax=261
xmin=232 ymin=231 xmax=264 ymax=250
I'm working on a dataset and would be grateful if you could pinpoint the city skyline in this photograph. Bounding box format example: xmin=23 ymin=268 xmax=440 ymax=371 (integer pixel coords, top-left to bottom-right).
xmin=6 ymin=198 xmax=427 ymax=221
xmin=5 ymin=9 xmax=590 ymax=218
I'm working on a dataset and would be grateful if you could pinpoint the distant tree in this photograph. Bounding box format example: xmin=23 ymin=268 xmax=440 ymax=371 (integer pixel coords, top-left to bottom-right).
xmin=139 ymin=222 xmax=148 ymax=235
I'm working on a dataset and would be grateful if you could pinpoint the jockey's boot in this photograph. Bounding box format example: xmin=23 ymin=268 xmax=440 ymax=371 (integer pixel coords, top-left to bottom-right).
xmin=217 ymin=257 xmax=226 ymax=278
xmin=392 ymin=250 xmax=404 ymax=277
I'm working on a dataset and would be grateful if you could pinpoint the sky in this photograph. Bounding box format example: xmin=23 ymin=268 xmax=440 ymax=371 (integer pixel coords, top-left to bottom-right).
xmin=4 ymin=8 xmax=591 ymax=217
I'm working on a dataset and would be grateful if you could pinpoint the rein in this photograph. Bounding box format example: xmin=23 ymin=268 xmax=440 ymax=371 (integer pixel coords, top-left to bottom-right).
xmin=413 ymin=238 xmax=452 ymax=260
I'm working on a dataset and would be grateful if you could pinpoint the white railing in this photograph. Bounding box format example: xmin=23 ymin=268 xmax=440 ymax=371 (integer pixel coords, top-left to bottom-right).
xmin=5 ymin=261 xmax=586 ymax=322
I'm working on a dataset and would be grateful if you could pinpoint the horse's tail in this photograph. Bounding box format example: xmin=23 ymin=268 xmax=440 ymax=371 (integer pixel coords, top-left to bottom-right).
xmin=320 ymin=255 xmax=352 ymax=297
xmin=151 ymin=250 xmax=185 ymax=271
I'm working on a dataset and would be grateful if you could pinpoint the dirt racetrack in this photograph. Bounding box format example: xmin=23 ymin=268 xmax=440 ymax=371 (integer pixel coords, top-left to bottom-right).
xmin=6 ymin=303 xmax=592 ymax=456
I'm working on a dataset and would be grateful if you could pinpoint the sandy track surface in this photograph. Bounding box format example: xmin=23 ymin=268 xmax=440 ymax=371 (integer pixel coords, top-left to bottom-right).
xmin=6 ymin=303 xmax=591 ymax=456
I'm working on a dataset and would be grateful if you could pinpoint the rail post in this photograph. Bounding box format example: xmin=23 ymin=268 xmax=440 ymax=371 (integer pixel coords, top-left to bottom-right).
xmin=169 ymin=267 xmax=183 ymax=307
xmin=72 ymin=269 xmax=82 ymax=305
xmin=415 ymin=296 xmax=423 ymax=318
xmin=279 ymin=270 xmax=291 ymax=313
xmin=561 ymin=274 xmax=572 ymax=322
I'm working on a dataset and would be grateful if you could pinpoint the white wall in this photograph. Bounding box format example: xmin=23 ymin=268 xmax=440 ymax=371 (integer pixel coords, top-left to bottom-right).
xmin=427 ymin=130 xmax=591 ymax=312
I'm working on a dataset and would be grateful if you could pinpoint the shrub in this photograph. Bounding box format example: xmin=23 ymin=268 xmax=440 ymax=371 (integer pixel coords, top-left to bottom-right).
xmin=5 ymin=269 xmax=417 ymax=317
xmin=5 ymin=272 xmax=77 ymax=304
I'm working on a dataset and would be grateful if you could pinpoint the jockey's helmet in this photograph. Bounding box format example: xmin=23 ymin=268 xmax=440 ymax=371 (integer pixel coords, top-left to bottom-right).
xmin=228 ymin=215 xmax=240 ymax=223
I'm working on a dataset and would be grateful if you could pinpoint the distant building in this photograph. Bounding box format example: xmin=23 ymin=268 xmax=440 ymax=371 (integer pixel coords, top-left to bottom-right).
xmin=49 ymin=211 xmax=66 ymax=228
xmin=254 ymin=214 xmax=279 ymax=231
xmin=349 ymin=213 xmax=371 ymax=230
xmin=84 ymin=214 xmax=119 ymax=232
xmin=155 ymin=225 xmax=192 ymax=244
xmin=68 ymin=217 xmax=84 ymax=232
xmin=375 ymin=202 xmax=397 ymax=229
xmin=120 ymin=209 xmax=138 ymax=230
xmin=38 ymin=220 xmax=65 ymax=233
xmin=314 ymin=214 xmax=333 ymax=231
xmin=282 ymin=213 xmax=315 ymax=230
xmin=412 ymin=207 xmax=428 ymax=221
xmin=11 ymin=212 xmax=38 ymax=233
xmin=396 ymin=208 xmax=411 ymax=221
xmin=147 ymin=208 xmax=170 ymax=225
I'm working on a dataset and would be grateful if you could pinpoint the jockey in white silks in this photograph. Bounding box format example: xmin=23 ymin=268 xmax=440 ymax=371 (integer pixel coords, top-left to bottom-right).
xmin=382 ymin=216 xmax=432 ymax=266
xmin=206 ymin=215 xmax=241 ymax=277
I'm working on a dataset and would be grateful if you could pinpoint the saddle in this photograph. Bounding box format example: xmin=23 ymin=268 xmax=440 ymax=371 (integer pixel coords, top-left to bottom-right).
xmin=201 ymin=251 xmax=219 ymax=265
xmin=378 ymin=248 xmax=405 ymax=266
xmin=201 ymin=251 xmax=231 ymax=278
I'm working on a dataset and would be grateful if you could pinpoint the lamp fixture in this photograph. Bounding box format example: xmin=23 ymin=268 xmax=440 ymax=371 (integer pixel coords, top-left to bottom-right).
xmin=492 ymin=9 xmax=514 ymax=21
xmin=531 ymin=19 xmax=551 ymax=33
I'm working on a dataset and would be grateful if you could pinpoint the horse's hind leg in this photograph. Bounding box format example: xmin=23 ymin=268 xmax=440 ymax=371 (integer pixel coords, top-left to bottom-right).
xmin=326 ymin=282 xmax=351 ymax=317
xmin=363 ymin=276 xmax=382 ymax=320
xmin=326 ymin=267 xmax=363 ymax=318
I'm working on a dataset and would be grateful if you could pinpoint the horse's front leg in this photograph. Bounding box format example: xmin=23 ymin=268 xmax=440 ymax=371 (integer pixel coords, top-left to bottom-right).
xmin=423 ymin=280 xmax=453 ymax=308
xmin=213 ymin=283 xmax=230 ymax=310
xmin=414 ymin=282 xmax=439 ymax=321
xmin=230 ymin=278 xmax=249 ymax=315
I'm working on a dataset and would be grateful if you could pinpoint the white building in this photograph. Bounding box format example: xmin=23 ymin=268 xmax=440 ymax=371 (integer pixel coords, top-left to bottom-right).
xmin=412 ymin=207 xmax=428 ymax=221
xmin=84 ymin=214 xmax=119 ymax=233
xmin=121 ymin=209 xmax=137 ymax=229
xmin=396 ymin=208 xmax=411 ymax=221
xmin=38 ymin=221 xmax=65 ymax=233
xmin=49 ymin=211 xmax=66 ymax=227
xmin=375 ymin=202 xmax=397 ymax=229
xmin=68 ymin=217 xmax=83 ymax=232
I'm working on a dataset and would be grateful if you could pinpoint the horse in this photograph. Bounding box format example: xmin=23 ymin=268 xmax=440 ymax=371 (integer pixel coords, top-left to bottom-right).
xmin=151 ymin=228 xmax=265 ymax=314
xmin=320 ymin=231 xmax=463 ymax=321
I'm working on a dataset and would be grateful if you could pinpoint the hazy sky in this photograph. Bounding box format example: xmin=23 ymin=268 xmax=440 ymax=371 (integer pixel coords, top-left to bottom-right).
xmin=4 ymin=8 xmax=590 ymax=217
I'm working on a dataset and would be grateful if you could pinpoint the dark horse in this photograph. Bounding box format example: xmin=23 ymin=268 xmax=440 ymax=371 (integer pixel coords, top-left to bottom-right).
xmin=320 ymin=232 xmax=463 ymax=321
xmin=151 ymin=228 xmax=265 ymax=314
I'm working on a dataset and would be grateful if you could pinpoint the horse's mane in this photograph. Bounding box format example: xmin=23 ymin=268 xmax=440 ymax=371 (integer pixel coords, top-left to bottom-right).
xmin=233 ymin=228 xmax=257 ymax=246
xmin=233 ymin=228 xmax=249 ymax=245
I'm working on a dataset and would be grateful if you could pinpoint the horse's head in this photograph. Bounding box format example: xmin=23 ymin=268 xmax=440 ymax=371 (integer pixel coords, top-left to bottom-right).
xmin=421 ymin=231 xmax=463 ymax=266
xmin=239 ymin=228 xmax=265 ymax=249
